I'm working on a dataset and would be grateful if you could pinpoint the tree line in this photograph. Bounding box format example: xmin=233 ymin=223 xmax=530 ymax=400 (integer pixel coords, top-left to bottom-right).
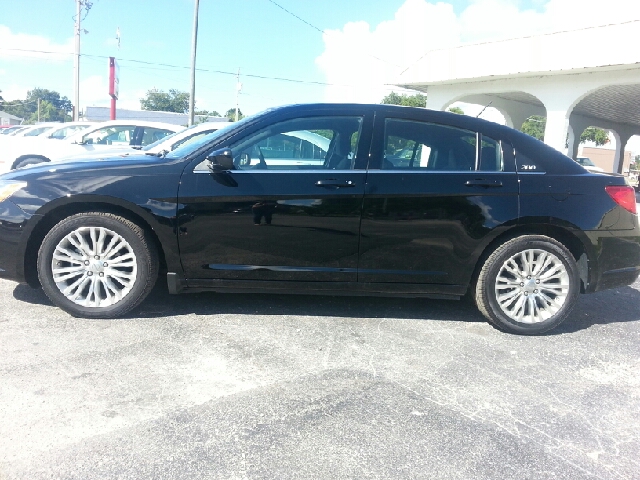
xmin=0 ymin=88 xmax=72 ymax=123
xmin=0 ymin=87 xmax=243 ymax=124
xmin=140 ymin=88 xmax=243 ymax=122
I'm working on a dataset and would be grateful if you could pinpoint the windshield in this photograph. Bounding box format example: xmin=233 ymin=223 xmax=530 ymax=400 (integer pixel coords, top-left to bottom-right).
xmin=24 ymin=126 xmax=55 ymax=136
xmin=165 ymin=118 xmax=251 ymax=159
xmin=48 ymin=124 xmax=91 ymax=140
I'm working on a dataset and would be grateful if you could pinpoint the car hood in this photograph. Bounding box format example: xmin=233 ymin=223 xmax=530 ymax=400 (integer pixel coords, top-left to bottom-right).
xmin=0 ymin=152 xmax=181 ymax=181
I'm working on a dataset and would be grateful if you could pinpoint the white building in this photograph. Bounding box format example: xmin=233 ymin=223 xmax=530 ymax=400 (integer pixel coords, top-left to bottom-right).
xmin=84 ymin=107 xmax=229 ymax=127
xmin=0 ymin=111 xmax=24 ymax=126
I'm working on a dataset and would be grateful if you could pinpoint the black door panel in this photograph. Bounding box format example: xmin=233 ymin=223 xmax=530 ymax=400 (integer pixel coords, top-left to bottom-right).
xmin=360 ymin=171 xmax=518 ymax=285
xmin=177 ymin=171 xmax=365 ymax=282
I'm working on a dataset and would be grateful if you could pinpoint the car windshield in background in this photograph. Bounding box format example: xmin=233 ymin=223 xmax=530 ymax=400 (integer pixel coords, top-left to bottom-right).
xmin=142 ymin=130 xmax=180 ymax=151
xmin=165 ymin=118 xmax=251 ymax=159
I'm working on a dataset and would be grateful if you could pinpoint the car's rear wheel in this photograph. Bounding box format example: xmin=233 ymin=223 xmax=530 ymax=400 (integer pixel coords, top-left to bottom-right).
xmin=37 ymin=212 xmax=158 ymax=318
xmin=475 ymin=235 xmax=580 ymax=335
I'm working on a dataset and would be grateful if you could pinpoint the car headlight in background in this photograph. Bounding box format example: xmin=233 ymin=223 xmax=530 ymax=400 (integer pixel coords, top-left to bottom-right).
xmin=0 ymin=181 xmax=27 ymax=202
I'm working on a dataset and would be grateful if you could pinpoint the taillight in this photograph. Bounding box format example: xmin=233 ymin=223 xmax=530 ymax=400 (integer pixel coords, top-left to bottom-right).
xmin=605 ymin=185 xmax=637 ymax=214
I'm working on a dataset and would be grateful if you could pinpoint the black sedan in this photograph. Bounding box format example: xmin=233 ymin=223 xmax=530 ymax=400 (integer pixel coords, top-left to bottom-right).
xmin=1 ymin=104 xmax=639 ymax=334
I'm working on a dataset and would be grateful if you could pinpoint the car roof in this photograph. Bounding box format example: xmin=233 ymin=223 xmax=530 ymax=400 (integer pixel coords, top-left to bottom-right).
xmin=252 ymin=103 xmax=582 ymax=174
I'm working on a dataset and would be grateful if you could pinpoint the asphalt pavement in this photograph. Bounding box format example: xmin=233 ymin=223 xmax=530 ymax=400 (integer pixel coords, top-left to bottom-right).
xmin=1 ymin=275 xmax=639 ymax=479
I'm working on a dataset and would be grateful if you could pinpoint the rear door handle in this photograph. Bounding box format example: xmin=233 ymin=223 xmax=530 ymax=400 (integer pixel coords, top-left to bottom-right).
xmin=465 ymin=179 xmax=503 ymax=188
xmin=315 ymin=180 xmax=356 ymax=188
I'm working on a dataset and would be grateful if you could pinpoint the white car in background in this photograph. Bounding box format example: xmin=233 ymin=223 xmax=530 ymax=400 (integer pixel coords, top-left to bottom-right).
xmin=0 ymin=124 xmax=59 ymax=144
xmin=62 ymin=120 xmax=231 ymax=161
xmin=0 ymin=120 xmax=182 ymax=172
xmin=0 ymin=125 xmax=29 ymax=135
xmin=575 ymin=156 xmax=605 ymax=173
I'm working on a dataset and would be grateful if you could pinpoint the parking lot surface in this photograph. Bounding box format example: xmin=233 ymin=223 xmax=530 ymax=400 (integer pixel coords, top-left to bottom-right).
xmin=1 ymin=276 xmax=639 ymax=479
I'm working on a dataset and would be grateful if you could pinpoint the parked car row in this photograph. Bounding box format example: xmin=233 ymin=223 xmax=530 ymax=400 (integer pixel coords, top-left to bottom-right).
xmin=0 ymin=104 xmax=638 ymax=335
xmin=0 ymin=120 xmax=183 ymax=174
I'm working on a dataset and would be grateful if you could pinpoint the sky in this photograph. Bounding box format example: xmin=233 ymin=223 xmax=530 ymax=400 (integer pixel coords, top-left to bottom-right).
xmin=1 ymin=0 xmax=640 ymax=148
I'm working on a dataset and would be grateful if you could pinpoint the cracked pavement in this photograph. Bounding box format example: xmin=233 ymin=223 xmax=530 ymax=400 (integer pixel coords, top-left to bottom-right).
xmin=1 ymin=276 xmax=639 ymax=479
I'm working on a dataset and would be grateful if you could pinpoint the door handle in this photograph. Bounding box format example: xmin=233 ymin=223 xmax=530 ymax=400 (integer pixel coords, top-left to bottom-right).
xmin=465 ymin=179 xmax=503 ymax=188
xmin=315 ymin=180 xmax=356 ymax=188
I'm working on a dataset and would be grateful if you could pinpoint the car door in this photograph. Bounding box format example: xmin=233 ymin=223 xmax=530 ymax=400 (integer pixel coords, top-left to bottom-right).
xmin=359 ymin=113 xmax=519 ymax=290
xmin=177 ymin=110 xmax=373 ymax=285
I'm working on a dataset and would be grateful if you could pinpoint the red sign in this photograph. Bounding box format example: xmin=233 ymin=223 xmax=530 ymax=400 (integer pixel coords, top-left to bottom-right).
xmin=109 ymin=57 xmax=119 ymax=100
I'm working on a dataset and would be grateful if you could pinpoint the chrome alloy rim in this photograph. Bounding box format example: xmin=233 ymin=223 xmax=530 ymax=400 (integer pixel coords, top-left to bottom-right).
xmin=51 ymin=227 xmax=138 ymax=308
xmin=494 ymin=249 xmax=570 ymax=324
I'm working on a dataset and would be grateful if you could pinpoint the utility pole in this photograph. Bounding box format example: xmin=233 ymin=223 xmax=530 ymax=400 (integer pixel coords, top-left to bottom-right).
xmin=188 ymin=0 xmax=200 ymax=126
xmin=37 ymin=98 xmax=41 ymax=123
xmin=73 ymin=0 xmax=81 ymax=121
xmin=235 ymin=68 xmax=242 ymax=122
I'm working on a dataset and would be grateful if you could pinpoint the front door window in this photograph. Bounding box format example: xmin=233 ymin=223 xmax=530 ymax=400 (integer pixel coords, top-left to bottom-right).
xmin=228 ymin=116 xmax=363 ymax=170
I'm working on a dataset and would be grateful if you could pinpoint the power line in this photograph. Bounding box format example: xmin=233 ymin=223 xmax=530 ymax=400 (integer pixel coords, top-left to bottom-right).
xmin=265 ymin=0 xmax=323 ymax=34
xmin=0 ymin=47 xmax=362 ymax=88
xmin=264 ymin=0 xmax=403 ymax=69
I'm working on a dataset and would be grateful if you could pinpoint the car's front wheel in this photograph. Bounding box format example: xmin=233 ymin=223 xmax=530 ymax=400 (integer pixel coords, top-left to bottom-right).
xmin=474 ymin=235 xmax=580 ymax=335
xmin=37 ymin=212 xmax=159 ymax=318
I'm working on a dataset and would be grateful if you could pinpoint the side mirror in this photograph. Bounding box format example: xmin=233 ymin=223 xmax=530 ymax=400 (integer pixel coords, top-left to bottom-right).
xmin=207 ymin=148 xmax=235 ymax=172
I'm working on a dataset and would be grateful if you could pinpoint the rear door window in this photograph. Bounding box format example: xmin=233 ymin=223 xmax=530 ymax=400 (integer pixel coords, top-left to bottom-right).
xmin=382 ymin=119 xmax=509 ymax=172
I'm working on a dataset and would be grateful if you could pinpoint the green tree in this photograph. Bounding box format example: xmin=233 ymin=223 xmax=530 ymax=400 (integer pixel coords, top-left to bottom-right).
xmin=381 ymin=91 xmax=427 ymax=107
xmin=26 ymin=88 xmax=72 ymax=115
xmin=447 ymin=106 xmax=464 ymax=115
xmin=194 ymin=109 xmax=220 ymax=117
xmin=225 ymin=108 xmax=244 ymax=121
xmin=521 ymin=116 xmax=609 ymax=146
xmin=140 ymin=89 xmax=190 ymax=113
xmin=28 ymin=100 xmax=57 ymax=123
xmin=2 ymin=88 xmax=71 ymax=123
xmin=521 ymin=115 xmax=546 ymax=140
xmin=580 ymin=126 xmax=609 ymax=146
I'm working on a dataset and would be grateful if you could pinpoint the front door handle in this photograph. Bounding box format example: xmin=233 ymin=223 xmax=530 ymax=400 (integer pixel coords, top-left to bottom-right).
xmin=465 ymin=179 xmax=503 ymax=188
xmin=315 ymin=180 xmax=356 ymax=188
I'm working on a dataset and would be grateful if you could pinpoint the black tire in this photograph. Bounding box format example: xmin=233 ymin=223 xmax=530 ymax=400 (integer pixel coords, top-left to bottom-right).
xmin=37 ymin=212 xmax=159 ymax=318
xmin=13 ymin=157 xmax=48 ymax=170
xmin=474 ymin=235 xmax=580 ymax=335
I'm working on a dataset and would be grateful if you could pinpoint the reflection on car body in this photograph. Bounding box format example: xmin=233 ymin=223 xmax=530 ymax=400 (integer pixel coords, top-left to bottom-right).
xmin=0 ymin=103 xmax=639 ymax=335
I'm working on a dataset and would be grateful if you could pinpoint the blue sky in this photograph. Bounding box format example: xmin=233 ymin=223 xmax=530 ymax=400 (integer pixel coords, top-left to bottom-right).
xmin=0 ymin=0 xmax=635 ymax=117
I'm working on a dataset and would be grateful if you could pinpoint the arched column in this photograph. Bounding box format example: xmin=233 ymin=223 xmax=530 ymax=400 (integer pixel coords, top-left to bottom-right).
xmin=531 ymin=83 xmax=594 ymax=155
xmin=567 ymin=116 xmax=591 ymax=160
xmin=425 ymin=90 xmax=457 ymax=112
xmin=543 ymin=109 xmax=571 ymax=155
xmin=496 ymin=107 xmax=532 ymax=131
xmin=611 ymin=130 xmax=632 ymax=174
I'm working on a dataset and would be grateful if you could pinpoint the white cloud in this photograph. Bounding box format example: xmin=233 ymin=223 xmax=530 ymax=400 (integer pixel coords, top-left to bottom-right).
xmin=80 ymin=75 xmax=145 ymax=111
xmin=0 ymin=25 xmax=73 ymax=61
xmin=316 ymin=0 xmax=459 ymax=103
xmin=317 ymin=0 xmax=640 ymax=103
xmin=116 ymin=89 xmax=147 ymax=111
xmin=80 ymin=75 xmax=108 ymax=109
xmin=1 ymin=84 xmax=30 ymax=101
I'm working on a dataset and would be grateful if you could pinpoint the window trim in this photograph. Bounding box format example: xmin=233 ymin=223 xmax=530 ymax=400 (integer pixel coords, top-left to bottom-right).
xmin=376 ymin=117 xmax=514 ymax=173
